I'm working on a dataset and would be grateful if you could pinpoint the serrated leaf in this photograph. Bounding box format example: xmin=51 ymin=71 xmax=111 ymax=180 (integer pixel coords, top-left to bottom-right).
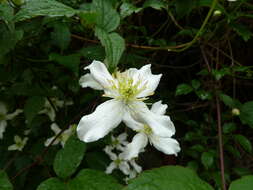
xmin=68 ymin=169 xmax=123 ymax=190
xmin=229 ymin=175 xmax=253 ymax=190
xmin=230 ymin=23 xmax=252 ymax=42
xmin=37 ymin=178 xmax=65 ymax=190
xmin=14 ymin=0 xmax=76 ymax=22
xmin=24 ymin=96 xmax=45 ymax=124
xmin=53 ymin=136 xmax=86 ymax=179
xmin=201 ymin=152 xmax=214 ymax=169
xmin=143 ymin=0 xmax=166 ymax=10
xmin=93 ymin=0 xmax=120 ymax=32
xmin=239 ymin=101 xmax=253 ymax=128
xmin=0 ymin=170 xmax=13 ymax=190
xmin=223 ymin=123 xmax=236 ymax=134
xmin=51 ymin=22 xmax=71 ymax=51
xmin=49 ymin=53 xmax=80 ymax=75
xmin=95 ymin=28 xmax=125 ymax=69
xmin=125 ymin=166 xmax=214 ymax=190
xmin=175 ymin=83 xmax=193 ymax=96
xmin=120 ymin=2 xmax=142 ymax=18
xmin=234 ymin=134 xmax=252 ymax=153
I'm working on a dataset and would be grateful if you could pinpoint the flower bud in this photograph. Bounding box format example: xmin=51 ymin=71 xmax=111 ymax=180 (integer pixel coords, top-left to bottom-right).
xmin=232 ymin=108 xmax=240 ymax=116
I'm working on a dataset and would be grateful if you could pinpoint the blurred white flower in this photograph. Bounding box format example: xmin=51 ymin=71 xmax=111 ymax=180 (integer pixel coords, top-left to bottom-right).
xmin=77 ymin=61 xmax=174 ymax=143
xmin=0 ymin=102 xmax=22 ymax=139
xmin=44 ymin=123 xmax=74 ymax=147
xmin=8 ymin=135 xmax=28 ymax=151
xmin=111 ymin=132 xmax=128 ymax=151
xmin=39 ymin=98 xmax=73 ymax=121
xmin=122 ymin=101 xmax=180 ymax=160
xmin=104 ymin=146 xmax=130 ymax=175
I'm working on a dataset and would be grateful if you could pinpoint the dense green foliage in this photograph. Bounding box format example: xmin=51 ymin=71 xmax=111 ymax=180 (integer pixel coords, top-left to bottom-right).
xmin=0 ymin=0 xmax=253 ymax=189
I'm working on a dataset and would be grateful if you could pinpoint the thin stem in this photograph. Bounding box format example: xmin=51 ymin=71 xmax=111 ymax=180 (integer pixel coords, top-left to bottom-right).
xmin=216 ymin=93 xmax=226 ymax=190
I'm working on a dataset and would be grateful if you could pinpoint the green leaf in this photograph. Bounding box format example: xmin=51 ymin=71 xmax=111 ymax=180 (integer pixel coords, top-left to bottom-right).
xmin=51 ymin=22 xmax=71 ymax=51
xmin=229 ymin=176 xmax=253 ymax=190
xmin=201 ymin=152 xmax=214 ymax=169
xmin=68 ymin=169 xmax=123 ymax=190
xmin=234 ymin=134 xmax=252 ymax=153
xmin=219 ymin=93 xmax=235 ymax=108
xmin=37 ymin=178 xmax=65 ymax=190
xmin=239 ymin=101 xmax=253 ymax=128
xmin=53 ymin=136 xmax=86 ymax=179
xmin=0 ymin=170 xmax=13 ymax=190
xmin=191 ymin=79 xmax=201 ymax=89
xmin=223 ymin=123 xmax=236 ymax=134
xmin=79 ymin=11 xmax=97 ymax=28
xmin=79 ymin=45 xmax=105 ymax=61
xmin=0 ymin=3 xmax=14 ymax=25
xmin=174 ymin=0 xmax=195 ymax=18
xmin=93 ymin=0 xmax=120 ymax=32
xmin=125 ymin=166 xmax=214 ymax=190
xmin=230 ymin=23 xmax=252 ymax=42
xmin=95 ymin=28 xmax=125 ymax=69
xmin=143 ymin=0 xmax=166 ymax=10
xmin=175 ymin=83 xmax=193 ymax=96
xmin=14 ymin=0 xmax=76 ymax=22
xmin=120 ymin=3 xmax=142 ymax=18
xmin=49 ymin=53 xmax=80 ymax=75
xmin=24 ymin=96 xmax=45 ymax=124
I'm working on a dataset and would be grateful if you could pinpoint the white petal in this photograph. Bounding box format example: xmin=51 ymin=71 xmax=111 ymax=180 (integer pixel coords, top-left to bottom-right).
xmin=79 ymin=74 xmax=103 ymax=90
xmin=123 ymin=111 xmax=143 ymax=131
xmin=105 ymin=162 xmax=117 ymax=174
xmin=8 ymin=144 xmax=18 ymax=151
xmin=0 ymin=120 xmax=7 ymax=139
xmin=85 ymin=60 xmax=115 ymax=89
xmin=77 ymin=100 xmax=124 ymax=142
xmin=0 ymin=102 xmax=7 ymax=114
xmin=131 ymin=102 xmax=175 ymax=137
xmin=130 ymin=160 xmax=142 ymax=173
xmin=51 ymin=123 xmax=61 ymax=134
xmin=151 ymin=101 xmax=168 ymax=115
xmin=150 ymin=135 xmax=180 ymax=156
xmin=14 ymin=135 xmax=22 ymax=143
xmin=117 ymin=132 xmax=127 ymax=142
xmin=44 ymin=137 xmax=59 ymax=147
xmin=104 ymin=146 xmax=117 ymax=160
xmin=134 ymin=64 xmax=162 ymax=98
xmin=122 ymin=133 xmax=148 ymax=160
xmin=6 ymin=109 xmax=23 ymax=120
xmin=119 ymin=161 xmax=131 ymax=175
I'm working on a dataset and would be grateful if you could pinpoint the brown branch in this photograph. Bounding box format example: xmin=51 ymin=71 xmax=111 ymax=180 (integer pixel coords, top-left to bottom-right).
xmin=216 ymin=92 xmax=227 ymax=190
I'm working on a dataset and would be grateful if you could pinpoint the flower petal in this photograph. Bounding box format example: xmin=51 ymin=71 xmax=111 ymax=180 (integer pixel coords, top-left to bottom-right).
xmin=77 ymin=100 xmax=124 ymax=142
xmin=123 ymin=111 xmax=143 ymax=131
xmin=51 ymin=123 xmax=61 ymax=134
xmin=119 ymin=162 xmax=131 ymax=175
xmin=151 ymin=101 xmax=168 ymax=115
xmin=85 ymin=60 xmax=115 ymax=89
xmin=150 ymin=135 xmax=180 ymax=156
xmin=134 ymin=64 xmax=162 ymax=98
xmin=0 ymin=120 xmax=7 ymax=139
xmin=79 ymin=73 xmax=103 ymax=90
xmin=131 ymin=102 xmax=175 ymax=137
xmin=121 ymin=133 xmax=148 ymax=160
xmin=106 ymin=162 xmax=117 ymax=174
xmin=6 ymin=109 xmax=23 ymax=120
xmin=44 ymin=137 xmax=60 ymax=147
xmin=8 ymin=144 xmax=18 ymax=151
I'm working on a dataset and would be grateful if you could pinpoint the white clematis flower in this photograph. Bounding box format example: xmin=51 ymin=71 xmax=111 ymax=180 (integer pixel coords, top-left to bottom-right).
xmin=104 ymin=146 xmax=130 ymax=175
xmin=0 ymin=102 xmax=23 ymax=139
xmin=122 ymin=101 xmax=180 ymax=160
xmin=44 ymin=123 xmax=74 ymax=147
xmin=77 ymin=61 xmax=175 ymax=142
xmin=8 ymin=135 xmax=28 ymax=151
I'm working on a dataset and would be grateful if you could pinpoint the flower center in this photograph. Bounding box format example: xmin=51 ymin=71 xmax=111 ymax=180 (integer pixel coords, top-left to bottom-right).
xmin=114 ymin=158 xmax=122 ymax=166
xmin=110 ymin=71 xmax=146 ymax=103
xmin=143 ymin=125 xmax=153 ymax=135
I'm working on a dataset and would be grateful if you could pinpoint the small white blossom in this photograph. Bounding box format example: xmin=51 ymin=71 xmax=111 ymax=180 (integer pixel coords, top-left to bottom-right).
xmin=0 ymin=102 xmax=22 ymax=139
xmin=110 ymin=132 xmax=128 ymax=151
xmin=8 ymin=135 xmax=28 ymax=151
xmin=122 ymin=101 xmax=180 ymax=160
xmin=39 ymin=98 xmax=64 ymax=121
xmin=77 ymin=61 xmax=175 ymax=143
xmin=104 ymin=146 xmax=130 ymax=175
xmin=44 ymin=123 xmax=74 ymax=147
